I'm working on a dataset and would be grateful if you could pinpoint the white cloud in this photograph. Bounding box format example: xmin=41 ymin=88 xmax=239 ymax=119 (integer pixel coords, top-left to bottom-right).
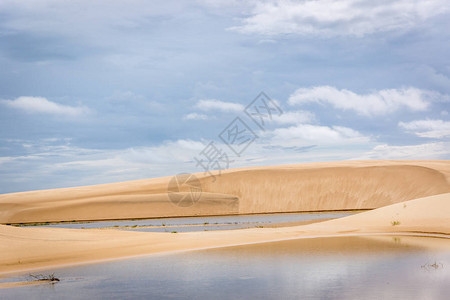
xmin=229 ymin=0 xmax=450 ymax=37
xmin=183 ymin=112 xmax=211 ymax=120
xmin=268 ymin=124 xmax=369 ymax=146
xmin=1 ymin=96 xmax=90 ymax=117
xmin=272 ymin=110 xmax=315 ymax=125
xmin=399 ymin=119 xmax=450 ymax=138
xmin=3 ymin=134 xmax=449 ymax=193
xmin=0 ymin=138 xmax=208 ymax=192
xmin=358 ymin=142 xmax=450 ymax=159
xmin=195 ymin=99 xmax=244 ymax=112
xmin=288 ymin=86 xmax=437 ymax=116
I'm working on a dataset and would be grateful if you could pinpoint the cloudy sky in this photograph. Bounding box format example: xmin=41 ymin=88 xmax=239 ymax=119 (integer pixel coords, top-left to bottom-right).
xmin=1 ymin=0 xmax=450 ymax=193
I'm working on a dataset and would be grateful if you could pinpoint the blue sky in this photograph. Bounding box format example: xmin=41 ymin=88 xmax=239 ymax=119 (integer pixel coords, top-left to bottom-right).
xmin=0 ymin=0 xmax=449 ymax=193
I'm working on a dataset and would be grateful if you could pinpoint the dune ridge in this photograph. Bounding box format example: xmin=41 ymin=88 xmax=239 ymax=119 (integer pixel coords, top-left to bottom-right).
xmin=201 ymin=164 xmax=450 ymax=213
xmin=0 ymin=160 xmax=449 ymax=223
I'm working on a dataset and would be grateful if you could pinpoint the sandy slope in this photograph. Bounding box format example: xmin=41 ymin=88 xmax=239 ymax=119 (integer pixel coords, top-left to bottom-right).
xmin=1 ymin=192 xmax=449 ymax=276
xmin=1 ymin=160 xmax=449 ymax=223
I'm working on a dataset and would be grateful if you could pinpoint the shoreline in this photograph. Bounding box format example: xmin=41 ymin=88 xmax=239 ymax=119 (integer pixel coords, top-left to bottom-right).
xmin=2 ymin=209 xmax=369 ymax=226
xmin=1 ymin=192 xmax=450 ymax=276
xmin=1 ymin=231 xmax=449 ymax=280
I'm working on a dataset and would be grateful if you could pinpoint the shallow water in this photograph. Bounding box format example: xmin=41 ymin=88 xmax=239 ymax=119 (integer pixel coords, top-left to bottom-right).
xmin=28 ymin=211 xmax=357 ymax=232
xmin=2 ymin=235 xmax=449 ymax=299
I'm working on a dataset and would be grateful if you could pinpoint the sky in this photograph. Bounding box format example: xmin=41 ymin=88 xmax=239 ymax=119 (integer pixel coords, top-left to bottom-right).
xmin=0 ymin=0 xmax=449 ymax=193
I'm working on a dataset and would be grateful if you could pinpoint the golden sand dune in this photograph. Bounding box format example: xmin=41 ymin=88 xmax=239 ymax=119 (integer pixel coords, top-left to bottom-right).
xmin=201 ymin=162 xmax=450 ymax=213
xmin=0 ymin=160 xmax=449 ymax=223
xmin=0 ymin=192 xmax=449 ymax=276
xmin=0 ymin=192 xmax=238 ymax=223
xmin=300 ymin=192 xmax=450 ymax=236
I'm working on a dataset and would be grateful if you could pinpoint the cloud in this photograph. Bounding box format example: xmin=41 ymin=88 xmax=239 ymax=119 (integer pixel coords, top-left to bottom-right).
xmin=268 ymin=124 xmax=369 ymax=146
xmin=229 ymin=0 xmax=450 ymax=37
xmin=288 ymin=86 xmax=438 ymax=116
xmin=183 ymin=112 xmax=211 ymax=120
xmin=195 ymin=99 xmax=244 ymax=112
xmin=358 ymin=142 xmax=450 ymax=159
xmin=0 ymin=138 xmax=207 ymax=193
xmin=1 ymin=96 xmax=90 ymax=117
xmin=399 ymin=119 xmax=450 ymax=138
xmin=271 ymin=110 xmax=315 ymax=125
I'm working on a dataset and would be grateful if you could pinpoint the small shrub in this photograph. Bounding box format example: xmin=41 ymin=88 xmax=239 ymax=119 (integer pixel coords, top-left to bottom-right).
xmin=171 ymin=231 xmax=178 ymax=233
xmin=391 ymin=220 xmax=401 ymax=226
xmin=29 ymin=273 xmax=60 ymax=282
xmin=422 ymin=261 xmax=444 ymax=270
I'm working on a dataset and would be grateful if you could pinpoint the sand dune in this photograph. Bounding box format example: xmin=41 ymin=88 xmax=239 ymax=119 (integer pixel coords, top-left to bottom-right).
xmin=0 ymin=193 xmax=238 ymax=223
xmin=1 ymin=191 xmax=449 ymax=276
xmin=299 ymin=192 xmax=450 ymax=236
xmin=1 ymin=160 xmax=449 ymax=276
xmin=1 ymin=160 xmax=449 ymax=223
xmin=201 ymin=163 xmax=450 ymax=213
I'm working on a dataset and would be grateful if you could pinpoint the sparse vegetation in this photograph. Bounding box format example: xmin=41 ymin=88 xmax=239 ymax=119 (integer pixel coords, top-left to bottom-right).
xmin=421 ymin=261 xmax=444 ymax=271
xmin=171 ymin=231 xmax=178 ymax=233
xmin=131 ymin=225 xmax=138 ymax=228
xmin=391 ymin=220 xmax=401 ymax=226
xmin=13 ymin=222 xmax=51 ymax=227
xmin=204 ymin=222 xmax=209 ymax=225
xmin=29 ymin=273 xmax=60 ymax=282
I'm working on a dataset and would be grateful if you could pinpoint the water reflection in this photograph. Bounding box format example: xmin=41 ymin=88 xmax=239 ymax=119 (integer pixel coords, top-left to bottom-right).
xmin=28 ymin=211 xmax=357 ymax=232
xmin=2 ymin=236 xmax=449 ymax=299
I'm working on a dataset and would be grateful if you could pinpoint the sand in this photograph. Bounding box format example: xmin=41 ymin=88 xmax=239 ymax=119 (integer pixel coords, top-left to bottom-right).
xmin=0 ymin=191 xmax=449 ymax=276
xmin=1 ymin=160 xmax=449 ymax=223
xmin=0 ymin=160 xmax=449 ymax=278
